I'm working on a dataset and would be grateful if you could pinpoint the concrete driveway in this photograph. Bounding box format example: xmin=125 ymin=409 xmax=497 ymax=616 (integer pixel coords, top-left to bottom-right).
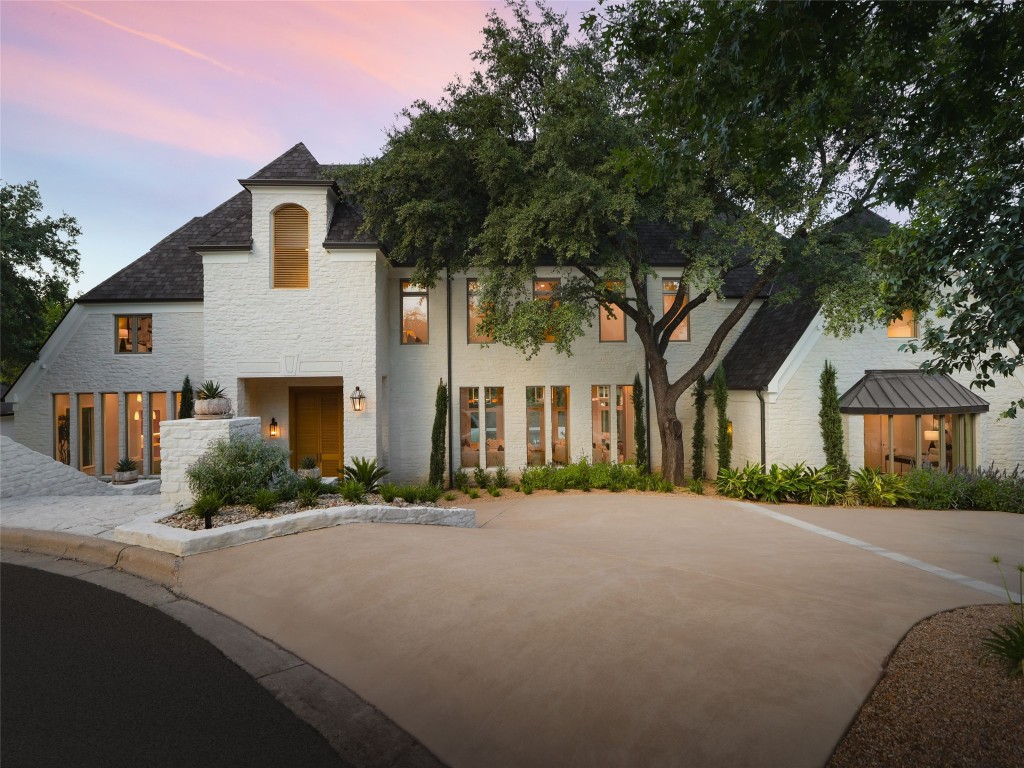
xmin=178 ymin=494 xmax=1023 ymax=768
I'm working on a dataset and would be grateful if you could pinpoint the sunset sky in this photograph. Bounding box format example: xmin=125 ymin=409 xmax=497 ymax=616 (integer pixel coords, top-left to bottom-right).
xmin=1 ymin=1 xmax=590 ymax=293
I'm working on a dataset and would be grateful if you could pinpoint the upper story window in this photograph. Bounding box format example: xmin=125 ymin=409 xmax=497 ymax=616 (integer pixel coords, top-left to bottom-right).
xmin=401 ymin=280 xmax=429 ymax=344
xmin=116 ymin=315 xmax=152 ymax=354
xmin=467 ymin=279 xmax=492 ymax=343
xmin=599 ymin=281 xmax=626 ymax=342
xmin=888 ymin=309 xmax=919 ymax=338
xmin=662 ymin=279 xmax=690 ymax=342
xmin=272 ymin=204 xmax=309 ymax=289
xmin=534 ymin=278 xmax=559 ymax=343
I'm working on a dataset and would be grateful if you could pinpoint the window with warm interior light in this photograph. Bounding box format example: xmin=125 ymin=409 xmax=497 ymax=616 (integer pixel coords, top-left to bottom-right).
xmin=150 ymin=392 xmax=167 ymax=474
xmin=616 ymin=385 xmax=636 ymax=463
xmin=485 ymin=387 xmax=505 ymax=467
xmin=115 ymin=315 xmax=152 ymax=354
xmin=592 ymin=386 xmax=611 ymax=463
xmin=599 ymin=282 xmax=626 ymax=342
xmin=526 ymin=386 xmax=546 ymax=466
xmin=887 ymin=309 xmax=918 ymax=338
xmin=401 ymin=280 xmax=429 ymax=344
xmin=467 ymin=279 xmax=492 ymax=343
xmin=125 ymin=392 xmax=143 ymax=468
xmin=662 ymin=279 xmax=689 ymax=341
xmin=272 ymin=204 xmax=309 ymax=288
xmin=53 ymin=394 xmax=70 ymax=465
xmin=79 ymin=393 xmax=95 ymax=475
xmin=534 ymin=278 xmax=559 ymax=343
xmin=551 ymin=385 xmax=570 ymax=465
xmin=460 ymin=387 xmax=479 ymax=467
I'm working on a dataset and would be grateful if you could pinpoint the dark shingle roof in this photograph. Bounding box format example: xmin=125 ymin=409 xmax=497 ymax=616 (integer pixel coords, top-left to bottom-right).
xmin=78 ymin=191 xmax=251 ymax=303
xmin=247 ymin=142 xmax=321 ymax=180
xmin=839 ymin=370 xmax=989 ymax=414
xmin=722 ymin=295 xmax=821 ymax=389
xmin=324 ymin=200 xmax=374 ymax=246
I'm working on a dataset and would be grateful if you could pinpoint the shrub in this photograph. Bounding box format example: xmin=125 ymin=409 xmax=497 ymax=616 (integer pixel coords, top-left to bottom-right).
xmin=186 ymin=434 xmax=290 ymax=504
xmin=115 ymin=457 xmax=137 ymax=473
xmin=848 ymin=467 xmax=911 ymax=507
xmin=980 ymin=558 xmax=1024 ymax=677
xmin=453 ymin=469 xmax=470 ymax=493
xmin=444 ymin=491 xmax=457 ymax=501
xmin=418 ymin=484 xmax=443 ymax=503
xmin=712 ymin=364 xmax=730 ymax=472
xmin=819 ymin=361 xmax=850 ymax=478
xmin=473 ymin=466 xmax=491 ymax=489
xmin=344 ymin=456 xmax=389 ymax=493
xmin=429 ymin=380 xmax=448 ymax=488
xmin=378 ymin=482 xmax=399 ymax=502
xmin=249 ymin=489 xmax=278 ymax=512
xmin=299 ymin=455 xmax=318 ymax=470
xmin=522 ymin=483 xmax=533 ymax=495
xmin=191 ymin=492 xmax=223 ymax=529
xmin=633 ymin=372 xmax=649 ymax=472
xmin=488 ymin=486 xmax=501 ymax=497
xmin=905 ymin=464 xmax=1024 ymax=513
xmin=691 ymin=375 xmax=707 ymax=480
xmin=338 ymin=478 xmax=367 ymax=503
xmin=297 ymin=487 xmax=319 ymax=508
xmin=688 ymin=478 xmax=704 ymax=495
xmin=494 ymin=465 xmax=510 ymax=489
xmin=273 ymin=472 xmax=301 ymax=501
xmin=468 ymin=488 xmax=480 ymax=499
xmin=178 ymin=375 xmax=194 ymax=419
xmin=300 ymin=475 xmax=328 ymax=497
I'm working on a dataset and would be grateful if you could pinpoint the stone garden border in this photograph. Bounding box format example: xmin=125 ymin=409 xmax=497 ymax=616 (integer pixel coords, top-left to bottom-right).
xmin=113 ymin=504 xmax=476 ymax=557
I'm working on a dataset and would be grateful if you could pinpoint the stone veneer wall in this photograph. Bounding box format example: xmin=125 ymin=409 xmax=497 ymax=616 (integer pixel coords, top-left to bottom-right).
xmin=0 ymin=435 xmax=117 ymax=498
xmin=160 ymin=417 xmax=261 ymax=508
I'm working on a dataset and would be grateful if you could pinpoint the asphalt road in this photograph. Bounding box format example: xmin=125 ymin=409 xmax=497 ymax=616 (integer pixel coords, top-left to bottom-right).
xmin=1 ymin=562 xmax=348 ymax=768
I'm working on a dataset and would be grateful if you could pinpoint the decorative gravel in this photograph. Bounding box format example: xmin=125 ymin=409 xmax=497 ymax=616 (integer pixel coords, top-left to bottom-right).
xmin=828 ymin=604 xmax=1024 ymax=768
xmin=161 ymin=492 xmax=441 ymax=531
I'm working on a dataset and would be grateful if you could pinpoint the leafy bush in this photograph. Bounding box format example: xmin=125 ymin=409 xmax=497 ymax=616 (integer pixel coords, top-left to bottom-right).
xmin=344 ymin=456 xmax=389 ymax=493
xmin=249 ymin=489 xmax=279 ymax=512
xmin=716 ymin=462 xmax=847 ymax=505
xmin=980 ymin=558 xmax=1024 ymax=677
xmin=378 ymin=482 xmax=399 ymax=502
xmin=473 ymin=466 xmax=491 ymax=489
xmin=488 ymin=486 xmax=501 ymax=497
xmin=468 ymin=488 xmax=480 ymax=499
xmin=688 ymin=478 xmax=704 ymax=495
xmin=273 ymin=472 xmax=301 ymax=501
xmin=848 ymin=467 xmax=911 ymax=507
xmin=905 ymin=464 xmax=1023 ymax=513
xmin=186 ymin=434 xmax=291 ymax=504
xmin=299 ymin=455 xmax=318 ymax=470
xmin=494 ymin=465 xmax=510 ymax=488
xmin=338 ymin=478 xmax=367 ymax=503
xmin=300 ymin=476 xmax=328 ymax=497
xmin=444 ymin=491 xmax=457 ymax=501
xmin=297 ymin=487 xmax=319 ymax=508
xmin=453 ymin=469 xmax=470 ymax=493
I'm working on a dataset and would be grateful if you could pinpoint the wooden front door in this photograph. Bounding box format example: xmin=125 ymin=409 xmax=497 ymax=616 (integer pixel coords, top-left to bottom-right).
xmin=291 ymin=388 xmax=343 ymax=477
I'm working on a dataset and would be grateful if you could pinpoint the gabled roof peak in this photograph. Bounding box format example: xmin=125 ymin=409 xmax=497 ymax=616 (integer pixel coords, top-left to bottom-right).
xmin=246 ymin=142 xmax=321 ymax=180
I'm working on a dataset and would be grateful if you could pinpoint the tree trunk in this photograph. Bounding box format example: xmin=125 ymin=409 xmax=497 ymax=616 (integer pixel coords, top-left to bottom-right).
xmin=648 ymin=358 xmax=686 ymax=485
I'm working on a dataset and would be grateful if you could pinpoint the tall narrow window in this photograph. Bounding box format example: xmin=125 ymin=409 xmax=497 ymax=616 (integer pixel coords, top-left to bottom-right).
xmin=592 ymin=385 xmax=611 ymax=463
xmin=272 ymin=204 xmax=309 ymax=288
xmin=401 ymin=280 xmax=429 ymax=344
xmin=79 ymin=394 xmax=95 ymax=475
xmin=599 ymin=282 xmax=626 ymax=342
xmin=662 ymin=279 xmax=690 ymax=341
xmin=467 ymin=279 xmax=492 ymax=343
xmin=459 ymin=387 xmax=479 ymax=467
xmin=150 ymin=392 xmax=167 ymax=475
xmin=102 ymin=393 xmax=118 ymax=474
xmin=526 ymin=386 xmax=546 ymax=466
xmin=485 ymin=387 xmax=505 ymax=467
xmin=534 ymin=278 xmax=560 ymax=343
xmin=888 ymin=309 xmax=918 ymax=338
xmin=125 ymin=392 xmax=143 ymax=469
xmin=616 ymin=385 xmax=636 ymax=463
xmin=551 ymin=385 xmax=569 ymax=465
xmin=115 ymin=315 xmax=152 ymax=354
xmin=53 ymin=394 xmax=70 ymax=465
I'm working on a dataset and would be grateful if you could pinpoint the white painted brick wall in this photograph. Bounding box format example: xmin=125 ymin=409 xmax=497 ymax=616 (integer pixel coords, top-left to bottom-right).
xmin=160 ymin=417 xmax=261 ymax=508
xmin=12 ymin=303 xmax=203 ymax=463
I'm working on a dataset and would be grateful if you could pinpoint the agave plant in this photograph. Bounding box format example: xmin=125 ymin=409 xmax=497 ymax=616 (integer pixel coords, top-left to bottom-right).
xmin=196 ymin=380 xmax=226 ymax=400
xmin=343 ymin=456 xmax=390 ymax=493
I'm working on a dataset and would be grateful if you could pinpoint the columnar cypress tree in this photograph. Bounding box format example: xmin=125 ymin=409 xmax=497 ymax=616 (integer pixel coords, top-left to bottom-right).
xmin=691 ymin=375 xmax=708 ymax=479
xmin=819 ymin=360 xmax=850 ymax=477
xmin=429 ymin=379 xmax=448 ymax=488
xmin=178 ymin=375 xmax=194 ymax=419
xmin=713 ymin=364 xmax=731 ymax=472
xmin=632 ymin=372 xmax=648 ymax=472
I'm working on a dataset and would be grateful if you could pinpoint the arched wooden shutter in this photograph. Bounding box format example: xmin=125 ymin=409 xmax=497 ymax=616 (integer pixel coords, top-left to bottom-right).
xmin=273 ymin=204 xmax=309 ymax=288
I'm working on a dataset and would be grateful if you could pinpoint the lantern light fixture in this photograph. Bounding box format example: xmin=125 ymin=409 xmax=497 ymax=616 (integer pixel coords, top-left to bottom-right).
xmin=269 ymin=417 xmax=279 ymax=437
xmin=350 ymin=387 xmax=366 ymax=412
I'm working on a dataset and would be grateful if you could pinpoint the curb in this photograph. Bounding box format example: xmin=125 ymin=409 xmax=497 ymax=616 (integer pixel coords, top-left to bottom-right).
xmin=0 ymin=526 xmax=182 ymax=587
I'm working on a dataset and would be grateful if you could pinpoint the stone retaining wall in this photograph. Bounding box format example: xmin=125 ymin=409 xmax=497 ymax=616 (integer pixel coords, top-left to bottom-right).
xmin=160 ymin=417 xmax=261 ymax=508
xmin=0 ymin=436 xmax=116 ymax=498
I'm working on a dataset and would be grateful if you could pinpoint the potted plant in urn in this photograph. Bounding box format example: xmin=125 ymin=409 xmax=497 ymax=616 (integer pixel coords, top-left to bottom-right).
xmin=193 ymin=380 xmax=232 ymax=419
xmin=113 ymin=457 xmax=139 ymax=485
xmin=298 ymin=455 xmax=321 ymax=480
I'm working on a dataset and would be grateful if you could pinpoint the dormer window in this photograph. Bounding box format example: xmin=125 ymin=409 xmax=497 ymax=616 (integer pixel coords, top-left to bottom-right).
xmin=272 ymin=204 xmax=309 ymax=288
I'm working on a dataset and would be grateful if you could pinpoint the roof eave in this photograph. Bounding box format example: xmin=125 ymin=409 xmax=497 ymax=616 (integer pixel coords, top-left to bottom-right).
xmin=190 ymin=241 xmax=253 ymax=252
xmin=240 ymin=178 xmax=341 ymax=195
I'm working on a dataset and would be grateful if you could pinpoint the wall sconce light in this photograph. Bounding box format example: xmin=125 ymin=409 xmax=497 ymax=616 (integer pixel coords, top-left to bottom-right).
xmin=727 ymin=420 xmax=733 ymax=449
xmin=350 ymin=387 xmax=366 ymax=412
xmin=269 ymin=417 xmax=279 ymax=437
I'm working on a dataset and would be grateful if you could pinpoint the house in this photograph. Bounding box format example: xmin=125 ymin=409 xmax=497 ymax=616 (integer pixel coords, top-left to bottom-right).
xmin=4 ymin=143 xmax=1021 ymax=484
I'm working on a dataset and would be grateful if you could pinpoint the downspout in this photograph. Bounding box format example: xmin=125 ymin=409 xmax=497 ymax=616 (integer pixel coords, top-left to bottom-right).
xmin=756 ymin=388 xmax=766 ymax=469
xmin=446 ymin=265 xmax=454 ymax=489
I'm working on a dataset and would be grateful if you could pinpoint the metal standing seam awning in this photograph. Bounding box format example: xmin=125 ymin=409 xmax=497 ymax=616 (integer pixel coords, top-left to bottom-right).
xmin=839 ymin=370 xmax=990 ymax=415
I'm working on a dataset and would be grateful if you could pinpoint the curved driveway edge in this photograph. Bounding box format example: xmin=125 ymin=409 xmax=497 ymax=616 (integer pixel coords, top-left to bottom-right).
xmin=0 ymin=543 xmax=445 ymax=768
